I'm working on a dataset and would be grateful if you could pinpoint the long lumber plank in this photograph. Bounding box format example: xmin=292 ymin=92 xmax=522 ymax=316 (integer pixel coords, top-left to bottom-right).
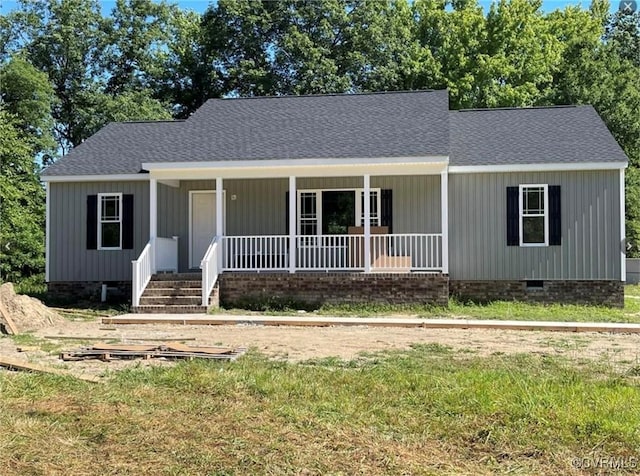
xmin=0 ymin=356 xmax=101 ymax=383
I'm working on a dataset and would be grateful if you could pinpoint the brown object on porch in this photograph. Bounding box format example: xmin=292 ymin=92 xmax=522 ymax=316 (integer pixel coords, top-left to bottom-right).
xmin=348 ymin=226 xmax=411 ymax=270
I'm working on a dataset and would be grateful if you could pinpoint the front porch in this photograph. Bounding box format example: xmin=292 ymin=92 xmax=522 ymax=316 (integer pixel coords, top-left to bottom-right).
xmin=132 ymin=162 xmax=450 ymax=310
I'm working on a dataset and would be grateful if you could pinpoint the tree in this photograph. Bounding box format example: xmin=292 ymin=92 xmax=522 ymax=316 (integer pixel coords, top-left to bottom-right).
xmin=0 ymin=110 xmax=45 ymax=282
xmin=0 ymin=56 xmax=57 ymax=161
xmin=102 ymin=0 xmax=178 ymax=94
xmin=153 ymin=9 xmax=224 ymax=118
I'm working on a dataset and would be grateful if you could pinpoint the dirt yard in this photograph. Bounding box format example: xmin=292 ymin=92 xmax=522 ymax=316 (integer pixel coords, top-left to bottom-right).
xmin=2 ymin=318 xmax=640 ymax=379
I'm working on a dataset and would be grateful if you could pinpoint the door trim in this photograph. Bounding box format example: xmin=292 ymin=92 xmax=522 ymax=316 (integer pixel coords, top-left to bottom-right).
xmin=188 ymin=190 xmax=226 ymax=269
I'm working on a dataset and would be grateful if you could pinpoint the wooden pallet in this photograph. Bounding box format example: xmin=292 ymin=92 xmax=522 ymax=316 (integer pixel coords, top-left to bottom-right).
xmin=60 ymin=342 xmax=246 ymax=362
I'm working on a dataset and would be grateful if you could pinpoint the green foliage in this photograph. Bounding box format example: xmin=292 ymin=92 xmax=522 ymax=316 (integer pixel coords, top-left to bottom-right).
xmin=0 ymin=110 xmax=45 ymax=282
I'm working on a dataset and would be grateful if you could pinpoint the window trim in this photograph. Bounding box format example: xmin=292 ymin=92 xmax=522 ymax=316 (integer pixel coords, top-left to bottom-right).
xmin=519 ymin=184 xmax=549 ymax=247
xmin=97 ymin=192 xmax=123 ymax=250
xmin=296 ymin=188 xmax=381 ymax=235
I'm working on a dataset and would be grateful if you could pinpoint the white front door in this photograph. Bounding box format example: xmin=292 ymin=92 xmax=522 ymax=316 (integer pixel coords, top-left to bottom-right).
xmin=190 ymin=191 xmax=219 ymax=269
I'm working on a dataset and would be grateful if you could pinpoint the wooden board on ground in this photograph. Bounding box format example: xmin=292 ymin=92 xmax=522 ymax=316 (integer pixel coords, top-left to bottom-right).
xmin=61 ymin=343 xmax=246 ymax=362
xmin=0 ymin=298 xmax=18 ymax=335
xmin=0 ymin=356 xmax=101 ymax=383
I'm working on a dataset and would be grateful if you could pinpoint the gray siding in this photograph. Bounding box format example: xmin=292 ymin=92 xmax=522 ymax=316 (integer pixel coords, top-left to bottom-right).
xmin=49 ymin=181 xmax=149 ymax=281
xmin=51 ymin=175 xmax=443 ymax=278
xmin=161 ymin=176 xmax=441 ymax=271
xmin=449 ymin=171 xmax=622 ymax=280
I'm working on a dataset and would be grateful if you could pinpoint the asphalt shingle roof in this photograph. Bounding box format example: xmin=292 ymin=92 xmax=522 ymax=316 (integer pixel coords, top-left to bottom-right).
xmin=42 ymin=90 xmax=627 ymax=177
xmin=449 ymin=105 xmax=628 ymax=166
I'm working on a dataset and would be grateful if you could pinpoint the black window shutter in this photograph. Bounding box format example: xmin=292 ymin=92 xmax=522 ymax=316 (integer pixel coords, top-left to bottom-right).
xmin=87 ymin=195 xmax=98 ymax=250
xmin=285 ymin=191 xmax=290 ymax=234
xmin=122 ymin=194 xmax=134 ymax=250
xmin=549 ymin=185 xmax=561 ymax=246
xmin=381 ymin=189 xmax=393 ymax=233
xmin=506 ymin=186 xmax=519 ymax=246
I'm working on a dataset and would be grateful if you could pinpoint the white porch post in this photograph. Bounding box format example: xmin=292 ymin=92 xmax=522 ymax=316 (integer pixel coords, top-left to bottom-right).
xmin=216 ymin=177 xmax=224 ymax=272
xmin=289 ymin=176 xmax=296 ymax=273
xmin=364 ymin=174 xmax=371 ymax=273
xmin=149 ymin=177 xmax=158 ymax=272
xmin=440 ymin=170 xmax=449 ymax=274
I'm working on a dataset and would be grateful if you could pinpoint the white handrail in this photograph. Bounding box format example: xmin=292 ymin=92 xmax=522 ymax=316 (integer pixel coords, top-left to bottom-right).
xmin=131 ymin=240 xmax=153 ymax=307
xmin=200 ymin=236 xmax=220 ymax=307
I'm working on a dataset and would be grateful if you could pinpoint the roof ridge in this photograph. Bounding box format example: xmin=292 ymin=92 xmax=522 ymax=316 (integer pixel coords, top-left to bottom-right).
xmin=112 ymin=119 xmax=185 ymax=124
xmin=455 ymin=105 xmax=583 ymax=113
xmin=210 ymin=89 xmax=444 ymax=102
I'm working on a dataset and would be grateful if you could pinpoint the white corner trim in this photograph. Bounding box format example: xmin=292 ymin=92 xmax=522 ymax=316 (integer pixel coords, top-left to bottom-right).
xmin=45 ymin=182 xmax=50 ymax=282
xmin=41 ymin=173 xmax=148 ymax=182
xmin=448 ymin=162 xmax=628 ymax=174
xmin=142 ymin=156 xmax=449 ymax=171
xmin=621 ymin=168 xmax=626 ymax=282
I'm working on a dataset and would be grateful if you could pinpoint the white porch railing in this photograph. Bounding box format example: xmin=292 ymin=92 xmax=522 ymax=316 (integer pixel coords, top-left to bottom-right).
xmin=223 ymin=235 xmax=290 ymax=271
xmin=132 ymin=241 xmax=153 ymax=307
xmin=296 ymin=235 xmax=365 ymax=270
xmin=219 ymin=233 xmax=443 ymax=273
xmin=370 ymin=234 xmax=442 ymax=271
xmin=200 ymin=236 xmax=221 ymax=307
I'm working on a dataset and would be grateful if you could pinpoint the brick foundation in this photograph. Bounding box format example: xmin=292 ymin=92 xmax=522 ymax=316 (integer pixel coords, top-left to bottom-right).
xmin=220 ymin=272 xmax=450 ymax=308
xmin=48 ymin=281 xmax=132 ymax=304
xmin=449 ymin=280 xmax=624 ymax=307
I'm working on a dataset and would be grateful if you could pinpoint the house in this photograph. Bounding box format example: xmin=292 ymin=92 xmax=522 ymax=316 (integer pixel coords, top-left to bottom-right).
xmin=41 ymin=90 xmax=628 ymax=311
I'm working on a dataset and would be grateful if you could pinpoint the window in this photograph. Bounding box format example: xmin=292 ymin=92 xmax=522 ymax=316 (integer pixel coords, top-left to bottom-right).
xmin=519 ymin=185 xmax=548 ymax=246
xmin=98 ymin=193 xmax=122 ymax=249
xmin=358 ymin=190 xmax=380 ymax=227
xmin=298 ymin=192 xmax=318 ymax=236
xmin=296 ymin=188 xmax=381 ymax=234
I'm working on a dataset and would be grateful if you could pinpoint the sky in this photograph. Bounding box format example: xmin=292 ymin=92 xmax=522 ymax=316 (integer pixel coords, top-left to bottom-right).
xmin=0 ymin=0 xmax=612 ymax=16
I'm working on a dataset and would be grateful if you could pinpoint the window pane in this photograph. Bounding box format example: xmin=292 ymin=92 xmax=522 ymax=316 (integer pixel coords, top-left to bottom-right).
xmin=101 ymin=223 xmax=120 ymax=248
xmin=523 ymin=216 xmax=544 ymax=243
xmin=523 ymin=188 xmax=543 ymax=215
xmin=101 ymin=196 xmax=120 ymax=220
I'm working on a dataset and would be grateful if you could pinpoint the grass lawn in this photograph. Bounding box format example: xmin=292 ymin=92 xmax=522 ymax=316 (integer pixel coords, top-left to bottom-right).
xmin=1 ymin=347 xmax=639 ymax=475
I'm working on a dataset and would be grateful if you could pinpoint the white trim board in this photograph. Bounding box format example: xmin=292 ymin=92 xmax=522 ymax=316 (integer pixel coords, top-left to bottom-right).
xmin=41 ymin=174 xmax=147 ymax=182
xmin=143 ymin=156 xmax=449 ymax=171
xmin=449 ymin=162 xmax=628 ymax=174
xmin=45 ymin=183 xmax=50 ymax=282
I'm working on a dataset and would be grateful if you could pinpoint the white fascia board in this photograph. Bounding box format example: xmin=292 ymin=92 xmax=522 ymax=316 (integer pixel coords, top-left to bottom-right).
xmin=145 ymin=157 xmax=448 ymax=180
xmin=41 ymin=173 xmax=148 ymax=182
xmin=142 ymin=156 xmax=449 ymax=171
xmin=448 ymin=162 xmax=628 ymax=174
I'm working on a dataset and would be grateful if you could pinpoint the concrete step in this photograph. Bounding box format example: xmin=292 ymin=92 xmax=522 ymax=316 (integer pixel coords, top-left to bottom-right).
xmin=139 ymin=296 xmax=202 ymax=306
xmin=142 ymin=287 xmax=201 ymax=297
xmin=131 ymin=305 xmax=209 ymax=314
xmin=146 ymin=280 xmax=201 ymax=289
